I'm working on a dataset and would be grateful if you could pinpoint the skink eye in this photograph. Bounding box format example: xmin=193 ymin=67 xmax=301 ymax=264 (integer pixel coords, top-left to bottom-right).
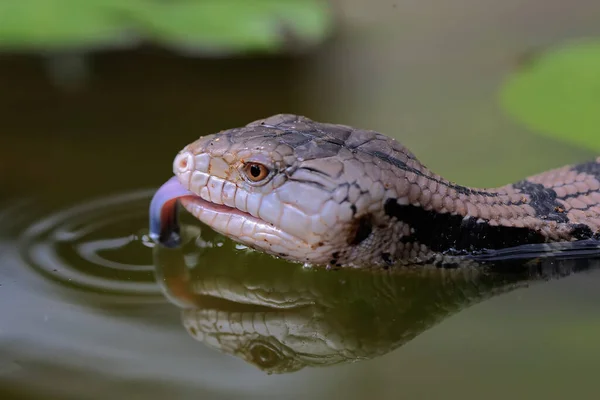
xmin=243 ymin=162 xmax=270 ymax=182
xmin=248 ymin=342 xmax=281 ymax=369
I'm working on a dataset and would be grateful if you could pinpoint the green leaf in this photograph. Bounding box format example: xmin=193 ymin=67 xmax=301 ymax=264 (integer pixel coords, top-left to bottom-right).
xmin=130 ymin=0 xmax=332 ymax=54
xmin=499 ymin=40 xmax=600 ymax=151
xmin=0 ymin=0 xmax=131 ymax=51
xmin=0 ymin=0 xmax=332 ymax=54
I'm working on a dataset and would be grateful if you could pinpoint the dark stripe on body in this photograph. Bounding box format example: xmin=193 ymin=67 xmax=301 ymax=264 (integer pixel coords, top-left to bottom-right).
xmin=515 ymin=166 xmax=600 ymax=240
xmin=384 ymin=199 xmax=546 ymax=254
xmin=349 ymin=215 xmax=373 ymax=245
xmin=570 ymin=224 xmax=596 ymax=240
xmin=513 ymin=180 xmax=569 ymax=223
xmin=573 ymin=160 xmax=600 ymax=178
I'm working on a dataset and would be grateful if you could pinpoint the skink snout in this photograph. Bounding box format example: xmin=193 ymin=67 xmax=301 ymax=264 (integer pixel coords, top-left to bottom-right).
xmin=173 ymin=151 xmax=194 ymax=184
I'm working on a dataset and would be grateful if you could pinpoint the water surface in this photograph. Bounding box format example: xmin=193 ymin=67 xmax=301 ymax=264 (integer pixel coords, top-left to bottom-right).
xmin=1 ymin=179 xmax=600 ymax=399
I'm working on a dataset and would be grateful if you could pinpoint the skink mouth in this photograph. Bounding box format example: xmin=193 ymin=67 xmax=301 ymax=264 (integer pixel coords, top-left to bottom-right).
xmin=178 ymin=194 xmax=267 ymax=228
xmin=150 ymin=176 xmax=307 ymax=256
xmin=149 ymin=176 xmax=267 ymax=247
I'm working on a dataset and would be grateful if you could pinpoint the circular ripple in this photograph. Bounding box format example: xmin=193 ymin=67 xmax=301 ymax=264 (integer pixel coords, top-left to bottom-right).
xmin=18 ymin=189 xmax=165 ymax=297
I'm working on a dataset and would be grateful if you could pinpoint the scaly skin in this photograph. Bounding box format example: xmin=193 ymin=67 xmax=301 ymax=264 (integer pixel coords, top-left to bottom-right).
xmin=166 ymin=114 xmax=600 ymax=268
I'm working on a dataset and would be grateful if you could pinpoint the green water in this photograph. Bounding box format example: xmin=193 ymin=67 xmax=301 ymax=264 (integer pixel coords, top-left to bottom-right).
xmin=1 ymin=46 xmax=600 ymax=400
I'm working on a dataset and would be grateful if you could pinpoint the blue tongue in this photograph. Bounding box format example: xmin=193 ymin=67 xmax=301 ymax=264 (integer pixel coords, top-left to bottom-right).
xmin=149 ymin=176 xmax=195 ymax=248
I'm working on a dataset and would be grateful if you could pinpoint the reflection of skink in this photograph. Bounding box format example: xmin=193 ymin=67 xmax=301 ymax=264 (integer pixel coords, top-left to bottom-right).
xmin=152 ymin=238 xmax=591 ymax=374
xmin=150 ymin=114 xmax=600 ymax=269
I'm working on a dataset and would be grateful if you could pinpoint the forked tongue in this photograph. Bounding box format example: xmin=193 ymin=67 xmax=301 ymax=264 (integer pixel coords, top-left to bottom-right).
xmin=149 ymin=176 xmax=195 ymax=248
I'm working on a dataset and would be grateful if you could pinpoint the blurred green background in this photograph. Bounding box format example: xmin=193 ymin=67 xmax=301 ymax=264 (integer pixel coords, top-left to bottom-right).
xmin=1 ymin=1 xmax=600 ymax=399
xmin=0 ymin=0 xmax=330 ymax=53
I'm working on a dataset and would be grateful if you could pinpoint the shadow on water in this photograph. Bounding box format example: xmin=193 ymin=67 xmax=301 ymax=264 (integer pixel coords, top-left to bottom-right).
xmin=1 ymin=188 xmax=598 ymax=398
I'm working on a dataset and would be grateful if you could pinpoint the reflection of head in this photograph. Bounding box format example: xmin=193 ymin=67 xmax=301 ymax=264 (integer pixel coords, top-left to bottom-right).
xmin=184 ymin=313 xmax=310 ymax=374
xmin=154 ymin=241 xmax=533 ymax=374
xmin=181 ymin=304 xmax=370 ymax=374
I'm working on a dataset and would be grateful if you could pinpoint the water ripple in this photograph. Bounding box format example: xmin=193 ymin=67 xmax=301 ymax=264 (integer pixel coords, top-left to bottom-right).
xmin=17 ymin=190 xmax=164 ymax=297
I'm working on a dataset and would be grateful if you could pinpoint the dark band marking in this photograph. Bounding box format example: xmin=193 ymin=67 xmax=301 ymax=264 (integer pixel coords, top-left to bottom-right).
xmin=384 ymin=199 xmax=546 ymax=254
xmin=349 ymin=215 xmax=373 ymax=245
xmin=569 ymin=224 xmax=599 ymax=240
xmin=381 ymin=252 xmax=394 ymax=266
xmin=513 ymin=180 xmax=569 ymax=223
xmin=573 ymin=160 xmax=600 ymax=178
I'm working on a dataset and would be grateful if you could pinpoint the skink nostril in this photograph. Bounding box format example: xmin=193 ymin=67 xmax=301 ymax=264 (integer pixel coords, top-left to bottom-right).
xmin=174 ymin=152 xmax=193 ymax=173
